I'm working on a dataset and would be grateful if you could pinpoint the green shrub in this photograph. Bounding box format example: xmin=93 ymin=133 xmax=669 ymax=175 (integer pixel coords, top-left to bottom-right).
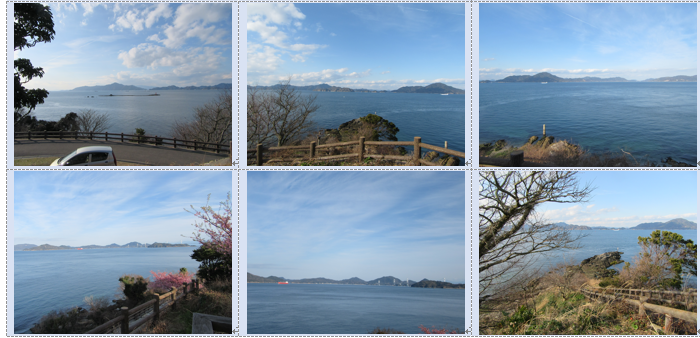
xmin=30 ymin=307 xmax=81 ymax=334
xmin=599 ymin=276 xmax=621 ymax=288
xmin=119 ymin=274 xmax=149 ymax=303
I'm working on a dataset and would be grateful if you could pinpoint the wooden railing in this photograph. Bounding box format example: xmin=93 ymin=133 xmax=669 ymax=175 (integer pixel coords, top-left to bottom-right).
xmin=248 ymin=136 xmax=465 ymax=166
xmin=580 ymin=287 xmax=697 ymax=333
xmin=15 ymin=131 xmax=231 ymax=155
xmin=85 ymin=278 xmax=201 ymax=334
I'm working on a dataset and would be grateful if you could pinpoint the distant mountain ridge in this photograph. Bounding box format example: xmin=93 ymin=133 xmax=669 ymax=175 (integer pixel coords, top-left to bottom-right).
xmin=553 ymin=218 xmax=696 ymax=230
xmin=18 ymin=242 xmax=195 ymax=251
xmin=148 ymin=83 xmax=232 ymax=91
xmin=247 ymin=273 xmax=464 ymax=286
xmin=248 ymin=82 xmax=465 ymax=94
xmin=71 ymin=82 xmax=232 ymax=91
xmin=481 ymin=72 xmax=697 ymax=83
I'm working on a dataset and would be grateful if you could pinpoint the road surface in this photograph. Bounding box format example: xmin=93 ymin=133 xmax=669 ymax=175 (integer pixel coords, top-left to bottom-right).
xmin=14 ymin=139 xmax=231 ymax=166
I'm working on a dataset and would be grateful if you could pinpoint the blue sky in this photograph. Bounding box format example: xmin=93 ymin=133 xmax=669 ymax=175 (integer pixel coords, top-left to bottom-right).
xmin=15 ymin=3 xmax=233 ymax=91
xmin=480 ymin=3 xmax=697 ymax=81
xmin=247 ymin=172 xmax=466 ymax=283
xmin=247 ymin=3 xmax=465 ymax=90
xmin=13 ymin=171 xmax=231 ymax=246
xmin=537 ymin=171 xmax=697 ymax=228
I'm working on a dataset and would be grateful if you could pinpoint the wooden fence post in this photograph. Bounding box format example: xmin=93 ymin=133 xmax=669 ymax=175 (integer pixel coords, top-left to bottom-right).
xmin=44 ymin=130 xmax=47 ymax=140
xmin=445 ymin=141 xmax=448 ymax=149
xmin=59 ymin=130 xmax=63 ymax=140
xmin=309 ymin=141 xmax=316 ymax=159
xmin=639 ymin=297 xmax=648 ymax=316
xmin=121 ymin=133 xmax=124 ymax=142
xmin=174 ymin=138 xmax=177 ymax=149
xmin=171 ymin=287 xmax=178 ymax=309
xmin=194 ymin=141 xmax=198 ymax=151
xmin=413 ymin=137 xmax=421 ymax=166
xmin=28 ymin=131 xmax=31 ymax=140
xmin=358 ymin=137 xmax=365 ymax=162
xmin=543 ymin=124 xmax=546 ymax=137
xmin=510 ymin=150 xmax=524 ymax=167
xmin=120 ymin=306 xmax=129 ymax=334
xmin=183 ymin=282 xmax=189 ymax=297
xmin=664 ymin=314 xmax=672 ymax=332
xmin=105 ymin=132 xmax=109 ymax=141
xmin=153 ymin=294 xmax=160 ymax=322
xmin=256 ymin=144 xmax=263 ymax=166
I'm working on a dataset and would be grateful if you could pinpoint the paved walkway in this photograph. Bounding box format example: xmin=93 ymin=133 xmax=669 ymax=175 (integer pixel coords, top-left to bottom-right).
xmin=14 ymin=139 xmax=231 ymax=166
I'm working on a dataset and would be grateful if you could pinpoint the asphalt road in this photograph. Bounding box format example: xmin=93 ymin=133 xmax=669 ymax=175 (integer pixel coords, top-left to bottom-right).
xmin=14 ymin=139 xmax=231 ymax=166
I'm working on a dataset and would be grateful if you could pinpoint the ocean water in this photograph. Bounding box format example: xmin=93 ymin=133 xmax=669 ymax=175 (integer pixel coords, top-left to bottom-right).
xmin=26 ymin=90 xmax=228 ymax=137
xmin=538 ymin=229 xmax=698 ymax=283
xmin=13 ymin=247 xmax=202 ymax=334
xmin=247 ymin=283 xmax=465 ymax=334
xmin=479 ymin=82 xmax=697 ymax=164
xmin=263 ymin=91 xmax=466 ymax=153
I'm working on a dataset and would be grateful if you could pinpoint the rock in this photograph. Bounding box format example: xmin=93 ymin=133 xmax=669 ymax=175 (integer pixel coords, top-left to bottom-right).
xmin=535 ymin=136 xmax=555 ymax=148
xmin=439 ymin=156 xmax=460 ymax=166
xmin=494 ymin=139 xmax=507 ymax=151
xmin=548 ymin=140 xmax=580 ymax=155
xmin=663 ymin=157 xmax=693 ymax=167
xmin=423 ymin=151 xmax=439 ymax=161
xmin=579 ymin=251 xmax=624 ymax=279
xmin=527 ymin=136 xmax=539 ymax=145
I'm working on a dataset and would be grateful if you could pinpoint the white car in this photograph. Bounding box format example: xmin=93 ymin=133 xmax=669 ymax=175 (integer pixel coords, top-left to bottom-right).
xmin=50 ymin=146 xmax=118 ymax=166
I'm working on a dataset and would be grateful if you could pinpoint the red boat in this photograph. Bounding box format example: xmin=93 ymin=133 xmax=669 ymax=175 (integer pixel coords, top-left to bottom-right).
xmin=76 ymin=248 xmax=83 ymax=250
xmin=278 ymin=281 xmax=289 ymax=284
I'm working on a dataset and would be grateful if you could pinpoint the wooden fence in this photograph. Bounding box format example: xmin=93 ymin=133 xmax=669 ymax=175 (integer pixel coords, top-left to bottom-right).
xmin=248 ymin=136 xmax=465 ymax=166
xmin=85 ymin=279 xmax=200 ymax=334
xmin=15 ymin=131 xmax=231 ymax=155
xmin=580 ymin=287 xmax=697 ymax=333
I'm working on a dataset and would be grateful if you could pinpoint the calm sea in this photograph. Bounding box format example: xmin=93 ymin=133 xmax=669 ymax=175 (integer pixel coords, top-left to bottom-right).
xmin=479 ymin=82 xmax=697 ymax=164
xmin=247 ymin=283 xmax=465 ymax=334
xmin=278 ymin=91 xmax=466 ymax=153
xmin=27 ymin=90 xmax=228 ymax=137
xmin=13 ymin=247 xmax=201 ymax=334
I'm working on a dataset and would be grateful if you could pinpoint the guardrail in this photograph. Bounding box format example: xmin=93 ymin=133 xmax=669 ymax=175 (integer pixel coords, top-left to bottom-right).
xmin=248 ymin=136 xmax=464 ymax=166
xmin=15 ymin=131 xmax=231 ymax=155
xmin=580 ymin=287 xmax=697 ymax=333
xmin=589 ymin=287 xmax=697 ymax=311
xmin=85 ymin=279 xmax=201 ymax=334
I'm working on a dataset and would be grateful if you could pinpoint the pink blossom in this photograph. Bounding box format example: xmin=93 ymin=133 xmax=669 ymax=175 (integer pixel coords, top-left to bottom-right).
xmin=418 ymin=325 xmax=460 ymax=334
xmin=187 ymin=193 xmax=232 ymax=259
xmin=149 ymin=270 xmax=195 ymax=292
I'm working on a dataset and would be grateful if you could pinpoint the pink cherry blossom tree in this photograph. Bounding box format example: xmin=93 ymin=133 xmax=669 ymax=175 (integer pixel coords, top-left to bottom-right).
xmin=187 ymin=192 xmax=232 ymax=260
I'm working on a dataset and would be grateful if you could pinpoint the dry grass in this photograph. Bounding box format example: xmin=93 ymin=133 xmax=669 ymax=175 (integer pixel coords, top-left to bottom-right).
xmin=141 ymin=279 xmax=232 ymax=334
xmin=481 ymin=139 xmax=656 ymax=167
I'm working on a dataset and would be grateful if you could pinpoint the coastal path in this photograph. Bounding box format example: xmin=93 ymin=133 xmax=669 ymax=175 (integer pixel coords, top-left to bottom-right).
xmin=14 ymin=139 xmax=231 ymax=166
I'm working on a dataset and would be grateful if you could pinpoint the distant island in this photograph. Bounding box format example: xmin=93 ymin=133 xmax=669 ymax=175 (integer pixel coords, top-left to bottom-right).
xmin=480 ymin=72 xmax=697 ymax=83
xmin=18 ymin=242 xmax=194 ymax=251
xmin=553 ymin=218 xmax=696 ymax=231
xmin=70 ymin=82 xmax=232 ymax=91
xmin=248 ymin=273 xmax=464 ymax=288
xmin=248 ymin=82 xmax=465 ymax=95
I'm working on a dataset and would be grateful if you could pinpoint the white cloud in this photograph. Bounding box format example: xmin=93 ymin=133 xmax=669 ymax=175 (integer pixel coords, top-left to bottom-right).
xmin=247 ymin=43 xmax=284 ymax=74
xmin=483 ymin=58 xmax=495 ymax=61
xmin=117 ymin=43 xmax=222 ymax=77
xmin=381 ymin=71 xmax=390 ymax=74
xmin=247 ymin=3 xmax=324 ymax=65
xmin=159 ymin=3 xmax=231 ymax=49
xmin=81 ymin=3 xmax=100 ymax=16
xmin=110 ymin=3 xmax=173 ymax=33
xmin=330 ymin=32 xmax=336 ymax=37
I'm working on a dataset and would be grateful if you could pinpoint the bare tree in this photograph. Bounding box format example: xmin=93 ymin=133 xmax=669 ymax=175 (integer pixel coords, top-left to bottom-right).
xmin=247 ymin=78 xmax=319 ymax=148
xmin=479 ymin=171 xmax=593 ymax=302
xmin=172 ymin=90 xmax=232 ymax=144
xmin=76 ymin=109 xmax=111 ymax=133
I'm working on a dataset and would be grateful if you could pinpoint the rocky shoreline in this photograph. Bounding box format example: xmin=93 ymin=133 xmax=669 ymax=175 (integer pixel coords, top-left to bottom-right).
xmin=480 ymin=134 xmax=693 ymax=167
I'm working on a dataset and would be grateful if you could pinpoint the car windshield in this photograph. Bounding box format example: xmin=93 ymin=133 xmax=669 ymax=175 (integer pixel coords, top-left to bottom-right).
xmin=58 ymin=150 xmax=77 ymax=164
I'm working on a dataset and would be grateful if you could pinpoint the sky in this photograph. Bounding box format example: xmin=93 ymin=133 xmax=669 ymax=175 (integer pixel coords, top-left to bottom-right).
xmin=536 ymin=171 xmax=697 ymax=228
xmin=247 ymin=3 xmax=466 ymax=90
xmin=15 ymin=3 xmax=233 ymax=91
xmin=13 ymin=171 xmax=232 ymax=246
xmin=479 ymin=3 xmax=697 ymax=81
xmin=247 ymin=171 xmax=466 ymax=283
